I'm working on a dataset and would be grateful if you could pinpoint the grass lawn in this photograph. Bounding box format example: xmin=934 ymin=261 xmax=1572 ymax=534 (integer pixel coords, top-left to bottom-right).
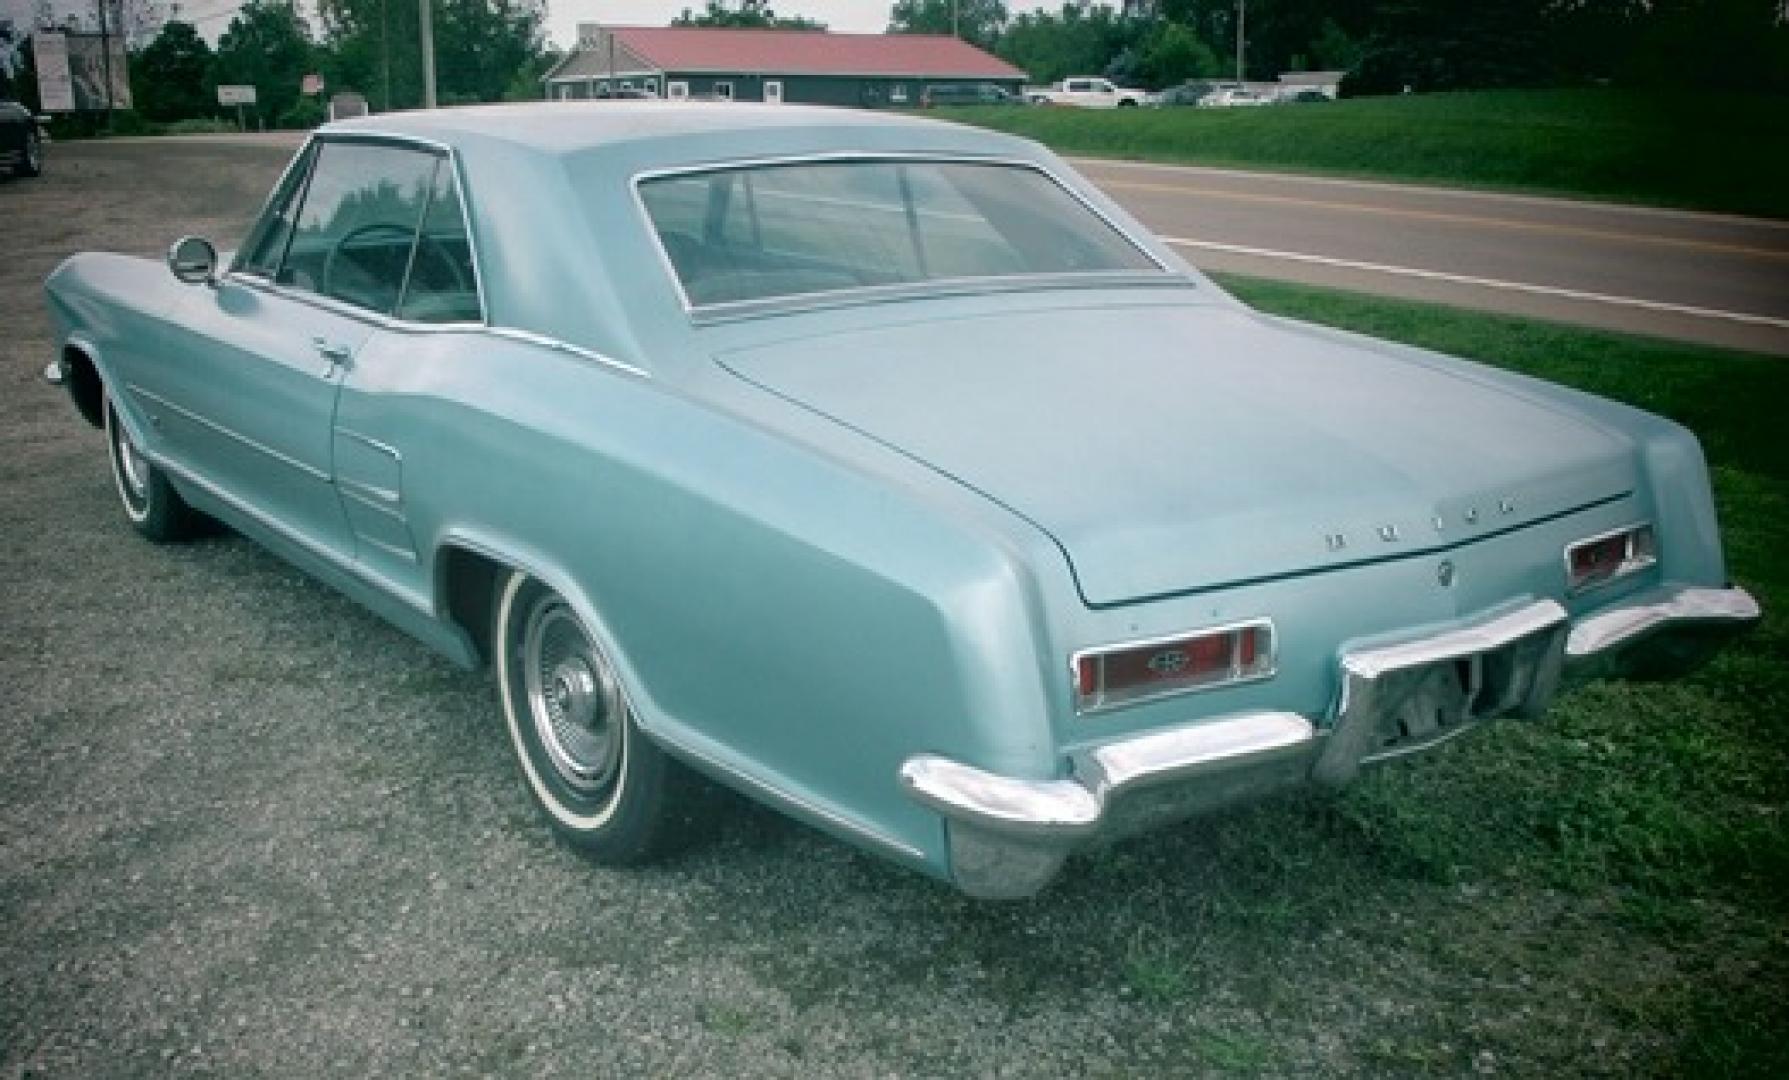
xmin=970 ymin=277 xmax=1787 ymax=1074
xmin=942 ymin=89 xmax=1789 ymax=218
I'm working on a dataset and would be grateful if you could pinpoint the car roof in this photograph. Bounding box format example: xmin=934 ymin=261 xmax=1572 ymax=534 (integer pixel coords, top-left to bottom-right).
xmin=322 ymin=101 xmax=968 ymax=157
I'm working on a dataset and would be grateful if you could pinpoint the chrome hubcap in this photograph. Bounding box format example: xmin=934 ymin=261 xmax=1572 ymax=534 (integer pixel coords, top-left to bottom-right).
xmin=522 ymin=598 xmax=624 ymax=793
xmin=117 ymin=426 xmax=150 ymax=500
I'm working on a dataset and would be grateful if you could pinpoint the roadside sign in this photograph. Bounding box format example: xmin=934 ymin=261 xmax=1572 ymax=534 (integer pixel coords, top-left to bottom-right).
xmin=33 ymin=32 xmax=74 ymax=112
xmin=329 ymin=92 xmax=369 ymax=121
xmin=217 ymin=84 xmax=257 ymax=106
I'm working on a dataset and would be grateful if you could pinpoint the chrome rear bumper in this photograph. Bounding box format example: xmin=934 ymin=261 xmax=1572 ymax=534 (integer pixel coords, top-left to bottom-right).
xmin=901 ymin=583 xmax=1758 ymax=899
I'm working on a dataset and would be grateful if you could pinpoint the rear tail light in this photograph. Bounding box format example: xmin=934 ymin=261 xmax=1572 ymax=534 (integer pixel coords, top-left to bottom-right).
xmin=1073 ymin=620 xmax=1274 ymax=714
xmin=1565 ymin=523 xmax=1656 ymax=592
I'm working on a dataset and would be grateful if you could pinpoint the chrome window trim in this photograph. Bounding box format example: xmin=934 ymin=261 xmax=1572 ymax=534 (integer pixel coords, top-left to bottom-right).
xmin=222 ymin=130 xmax=651 ymax=379
xmin=1563 ymin=520 xmax=1657 ymax=594
xmin=236 ymin=129 xmax=490 ymax=326
xmin=230 ymin=135 xmax=318 ymax=278
xmin=1069 ymin=616 xmax=1279 ymax=716
xmin=221 ymin=274 xmax=649 ymax=380
xmin=629 ymin=151 xmax=1182 ymax=318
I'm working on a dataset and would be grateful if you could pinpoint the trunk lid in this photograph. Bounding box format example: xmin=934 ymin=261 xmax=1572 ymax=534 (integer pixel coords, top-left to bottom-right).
xmin=719 ymin=303 xmax=1635 ymax=606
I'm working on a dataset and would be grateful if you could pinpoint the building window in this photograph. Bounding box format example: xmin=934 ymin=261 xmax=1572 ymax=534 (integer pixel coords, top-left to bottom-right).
xmin=668 ymin=81 xmax=689 ymax=100
xmin=714 ymin=81 xmax=734 ymax=101
xmin=645 ymin=78 xmax=660 ymax=96
xmin=764 ymin=80 xmax=784 ymax=104
xmin=890 ymin=84 xmax=909 ymax=104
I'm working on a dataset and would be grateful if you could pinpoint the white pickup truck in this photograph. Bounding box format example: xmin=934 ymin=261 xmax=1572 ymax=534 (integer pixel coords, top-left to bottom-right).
xmin=1026 ymin=77 xmax=1152 ymax=108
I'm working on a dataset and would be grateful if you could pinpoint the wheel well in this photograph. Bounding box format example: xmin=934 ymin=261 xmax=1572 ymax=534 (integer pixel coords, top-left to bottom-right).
xmin=62 ymin=346 xmax=103 ymax=428
xmin=439 ymin=545 xmax=508 ymax=666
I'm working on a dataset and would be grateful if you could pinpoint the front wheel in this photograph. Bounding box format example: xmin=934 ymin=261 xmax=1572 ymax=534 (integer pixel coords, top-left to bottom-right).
xmin=105 ymin=394 xmax=198 ymax=540
xmin=494 ymin=571 xmax=686 ymax=863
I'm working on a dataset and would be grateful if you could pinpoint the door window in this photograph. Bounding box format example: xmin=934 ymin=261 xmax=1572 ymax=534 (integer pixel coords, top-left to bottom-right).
xmin=713 ymin=81 xmax=734 ymax=101
xmin=236 ymin=143 xmax=317 ymax=277
xmin=394 ymin=162 xmax=481 ymax=324
xmin=276 ymin=141 xmax=438 ymax=316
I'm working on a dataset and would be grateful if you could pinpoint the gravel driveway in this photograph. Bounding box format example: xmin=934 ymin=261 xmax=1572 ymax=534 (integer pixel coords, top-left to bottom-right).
xmin=1 ymin=137 xmax=1749 ymax=1078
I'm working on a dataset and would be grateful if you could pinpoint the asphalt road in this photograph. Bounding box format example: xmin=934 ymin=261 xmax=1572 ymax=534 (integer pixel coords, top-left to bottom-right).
xmin=1075 ymin=157 xmax=1789 ymax=355
xmin=68 ymin=132 xmax=1789 ymax=354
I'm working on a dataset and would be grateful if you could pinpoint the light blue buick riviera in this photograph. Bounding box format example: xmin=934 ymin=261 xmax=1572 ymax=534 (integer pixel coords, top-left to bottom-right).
xmin=44 ymin=104 xmax=1758 ymax=898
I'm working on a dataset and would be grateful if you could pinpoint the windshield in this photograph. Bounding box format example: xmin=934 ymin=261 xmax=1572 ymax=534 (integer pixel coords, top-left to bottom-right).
xmin=637 ymin=159 xmax=1162 ymax=308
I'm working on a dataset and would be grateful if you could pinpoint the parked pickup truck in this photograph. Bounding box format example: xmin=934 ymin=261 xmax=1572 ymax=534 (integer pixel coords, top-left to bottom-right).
xmin=1025 ymin=77 xmax=1152 ymax=108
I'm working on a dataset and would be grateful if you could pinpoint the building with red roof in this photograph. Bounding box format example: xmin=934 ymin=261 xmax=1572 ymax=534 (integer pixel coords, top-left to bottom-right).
xmin=543 ymin=24 xmax=1028 ymax=108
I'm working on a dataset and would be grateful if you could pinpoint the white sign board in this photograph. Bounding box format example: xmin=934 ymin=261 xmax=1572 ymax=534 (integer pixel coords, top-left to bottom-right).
xmin=217 ymin=84 xmax=258 ymax=106
xmin=33 ymin=32 xmax=74 ymax=112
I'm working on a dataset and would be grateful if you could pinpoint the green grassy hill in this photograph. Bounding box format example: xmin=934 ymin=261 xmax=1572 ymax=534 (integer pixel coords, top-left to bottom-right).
xmin=943 ymin=89 xmax=1789 ymax=218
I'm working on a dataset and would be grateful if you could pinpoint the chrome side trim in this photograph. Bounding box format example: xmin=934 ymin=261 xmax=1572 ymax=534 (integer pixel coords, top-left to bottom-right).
xmin=629 ymin=151 xmax=1179 ymax=317
xmin=1069 ymin=616 xmax=1277 ymax=716
xmin=335 ymin=427 xmax=403 ymax=461
xmin=482 ymin=327 xmax=650 ymax=379
xmin=338 ymin=479 xmax=404 ymax=519
xmin=127 ymin=383 xmax=331 ymax=483
xmin=219 ymin=276 xmax=650 ymax=380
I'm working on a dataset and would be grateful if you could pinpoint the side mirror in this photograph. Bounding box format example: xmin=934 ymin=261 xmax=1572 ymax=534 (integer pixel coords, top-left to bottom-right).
xmin=167 ymin=235 xmax=218 ymax=286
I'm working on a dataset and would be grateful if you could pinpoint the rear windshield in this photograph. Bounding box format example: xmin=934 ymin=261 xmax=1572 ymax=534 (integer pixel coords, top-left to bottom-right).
xmin=637 ymin=159 xmax=1161 ymax=308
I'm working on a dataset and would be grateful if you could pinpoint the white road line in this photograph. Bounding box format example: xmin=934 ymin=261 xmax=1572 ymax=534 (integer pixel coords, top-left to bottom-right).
xmin=1079 ymin=157 xmax=1789 ymax=231
xmin=1163 ymin=236 xmax=1789 ymax=331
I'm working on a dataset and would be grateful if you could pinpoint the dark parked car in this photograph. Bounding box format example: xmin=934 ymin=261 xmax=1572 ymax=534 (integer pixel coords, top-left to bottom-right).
xmin=921 ymin=83 xmax=1020 ymax=107
xmin=0 ymin=99 xmax=45 ymax=178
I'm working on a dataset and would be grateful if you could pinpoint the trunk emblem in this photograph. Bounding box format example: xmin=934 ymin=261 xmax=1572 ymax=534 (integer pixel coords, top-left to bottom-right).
xmin=1146 ymin=649 xmax=1189 ymax=675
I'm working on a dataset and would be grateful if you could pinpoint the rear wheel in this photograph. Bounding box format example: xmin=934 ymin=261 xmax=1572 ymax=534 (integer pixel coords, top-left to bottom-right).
xmin=494 ymin=571 xmax=685 ymax=863
xmin=105 ymin=393 xmax=198 ymax=541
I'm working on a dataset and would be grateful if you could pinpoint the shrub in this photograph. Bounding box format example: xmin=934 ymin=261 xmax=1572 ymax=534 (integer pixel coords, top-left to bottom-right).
xmin=276 ymin=97 xmax=326 ymax=130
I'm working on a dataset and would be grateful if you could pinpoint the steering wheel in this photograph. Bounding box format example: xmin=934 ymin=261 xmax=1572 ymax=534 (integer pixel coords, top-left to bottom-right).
xmin=322 ymin=221 xmax=471 ymax=310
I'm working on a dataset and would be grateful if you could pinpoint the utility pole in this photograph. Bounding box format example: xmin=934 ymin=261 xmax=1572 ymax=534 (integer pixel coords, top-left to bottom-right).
xmin=381 ymin=0 xmax=391 ymax=111
xmin=419 ymin=0 xmax=437 ymax=109
xmin=1235 ymin=0 xmax=1245 ymax=84
xmin=95 ymin=0 xmax=114 ymax=114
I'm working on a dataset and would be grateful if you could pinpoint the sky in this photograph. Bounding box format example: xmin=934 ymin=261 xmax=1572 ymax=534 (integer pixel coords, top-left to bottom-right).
xmin=1 ymin=0 xmax=898 ymax=48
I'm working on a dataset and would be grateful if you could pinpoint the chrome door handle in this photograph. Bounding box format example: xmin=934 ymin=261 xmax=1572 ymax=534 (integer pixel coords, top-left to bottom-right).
xmin=313 ymin=337 xmax=352 ymax=376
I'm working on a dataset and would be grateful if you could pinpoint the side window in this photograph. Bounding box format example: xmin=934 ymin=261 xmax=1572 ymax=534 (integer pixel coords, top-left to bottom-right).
xmin=395 ymin=162 xmax=481 ymax=324
xmin=236 ymin=143 xmax=317 ymax=277
xmin=278 ymin=141 xmax=438 ymax=316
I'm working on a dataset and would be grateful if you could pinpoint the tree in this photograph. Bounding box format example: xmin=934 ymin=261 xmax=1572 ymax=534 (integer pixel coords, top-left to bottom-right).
xmin=673 ymin=1 xmax=825 ymax=29
xmin=316 ymin=0 xmax=546 ymax=112
xmin=997 ymin=4 xmax=1141 ymax=85
xmin=1308 ymin=18 xmax=1362 ymax=72
xmin=209 ymin=0 xmax=314 ymax=127
xmin=887 ymin=0 xmax=1008 ymax=49
xmin=131 ymin=20 xmax=212 ymax=121
xmin=1138 ymin=20 xmax=1221 ymax=87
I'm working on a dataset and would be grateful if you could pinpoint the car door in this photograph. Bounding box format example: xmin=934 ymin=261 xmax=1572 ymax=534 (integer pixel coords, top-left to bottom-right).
xmin=330 ymin=153 xmax=485 ymax=593
xmin=154 ymin=138 xmax=440 ymax=563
